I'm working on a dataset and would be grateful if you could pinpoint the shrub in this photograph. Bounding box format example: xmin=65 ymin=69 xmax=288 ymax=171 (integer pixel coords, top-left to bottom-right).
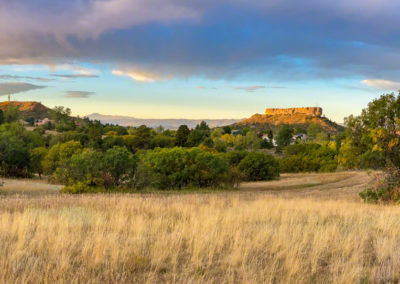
xmin=360 ymin=168 xmax=400 ymax=203
xmin=238 ymin=152 xmax=279 ymax=181
xmin=279 ymin=155 xmax=305 ymax=173
xmin=139 ymin=147 xmax=231 ymax=189
xmin=104 ymin=146 xmax=137 ymax=186
xmin=280 ymin=143 xmax=338 ymax=173
xmin=61 ymin=182 xmax=92 ymax=194
xmin=55 ymin=147 xmax=136 ymax=189
xmin=225 ymin=151 xmax=248 ymax=167
xmin=54 ymin=149 xmax=105 ymax=186
xmin=358 ymin=151 xmax=386 ymax=170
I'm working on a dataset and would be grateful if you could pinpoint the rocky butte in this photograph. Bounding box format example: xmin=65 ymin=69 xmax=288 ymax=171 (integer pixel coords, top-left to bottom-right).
xmin=234 ymin=106 xmax=342 ymax=133
xmin=265 ymin=107 xmax=323 ymax=117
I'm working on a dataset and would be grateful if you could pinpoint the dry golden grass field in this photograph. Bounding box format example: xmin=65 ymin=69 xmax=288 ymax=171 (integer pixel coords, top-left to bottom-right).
xmin=2 ymin=171 xmax=400 ymax=283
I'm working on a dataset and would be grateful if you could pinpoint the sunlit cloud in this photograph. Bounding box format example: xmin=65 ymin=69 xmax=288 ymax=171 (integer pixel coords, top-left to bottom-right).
xmin=361 ymin=79 xmax=400 ymax=90
xmin=0 ymin=82 xmax=46 ymax=96
xmin=65 ymin=91 xmax=95 ymax=98
xmin=112 ymin=70 xmax=160 ymax=82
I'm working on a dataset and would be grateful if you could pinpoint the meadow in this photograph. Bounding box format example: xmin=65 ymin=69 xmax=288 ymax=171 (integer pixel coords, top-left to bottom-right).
xmin=1 ymin=171 xmax=399 ymax=283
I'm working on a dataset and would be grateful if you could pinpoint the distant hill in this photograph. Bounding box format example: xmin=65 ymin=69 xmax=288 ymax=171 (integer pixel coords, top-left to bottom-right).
xmin=88 ymin=113 xmax=241 ymax=129
xmin=0 ymin=101 xmax=51 ymax=119
xmin=233 ymin=107 xmax=343 ymax=133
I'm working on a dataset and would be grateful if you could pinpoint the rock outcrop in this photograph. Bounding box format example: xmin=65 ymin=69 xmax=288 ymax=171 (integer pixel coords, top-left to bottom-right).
xmin=234 ymin=107 xmax=342 ymax=133
xmin=265 ymin=107 xmax=322 ymax=117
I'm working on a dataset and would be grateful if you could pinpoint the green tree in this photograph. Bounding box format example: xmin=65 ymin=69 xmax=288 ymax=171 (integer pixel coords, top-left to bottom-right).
xmin=175 ymin=125 xmax=190 ymax=147
xmin=244 ymin=130 xmax=262 ymax=150
xmin=0 ymin=133 xmax=31 ymax=177
xmin=4 ymin=107 xmax=20 ymax=123
xmin=51 ymin=106 xmax=71 ymax=122
xmin=187 ymin=121 xmax=211 ymax=147
xmin=42 ymin=141 xmax=82 ymax=175
xmin=30 ymin=147 xmax=48 ymax=178
xmin=151 ymin=135 xmax=175 ymax=148
xmin=307 ymin=123 xmax=323 ymax=139
xmin=344 ymin=92 xmax=400 ymax=166
xmin=55 ymin=149 xmax=104 ymax=187
xmin=238 ymin=152 xmax=279 ymax=181
xmin=276 ymin=125 xmax=293 ymax=148
xmin=104 ymin=146 xmax=136 ymax=186
xmin=130 ymin=125 xmax=153 ymax=149
xmin=139 ymin=147 xmax=230 ymax=189
xmin=222 ymin=126 xmax=232 ymax=134
xmin=0 ymin=109 xmax=4 ymax=125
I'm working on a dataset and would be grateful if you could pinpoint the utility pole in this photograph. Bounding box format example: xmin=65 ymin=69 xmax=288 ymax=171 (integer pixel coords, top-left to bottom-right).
xmin=8 ymin=94 xmax=10 ymax=101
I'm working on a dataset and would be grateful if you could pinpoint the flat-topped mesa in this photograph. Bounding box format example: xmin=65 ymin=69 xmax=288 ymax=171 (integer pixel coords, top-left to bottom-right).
xmin=265 ymin=107 xmax=322 ymax=117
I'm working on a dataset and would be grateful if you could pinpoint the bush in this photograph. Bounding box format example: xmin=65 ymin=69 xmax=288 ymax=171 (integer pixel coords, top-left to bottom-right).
xmin=280 ymin=143 xmax=338 ymax=173
xmin=54 ymin=146 xmax=136 ymax=189
xmin=279 ymin=155 xmax=305 ymax=173
xmin=225 ymin=151 xmax=248 ymax=167
xmin=61 ymin=182 xmax=92 ymax=194
xmin=138 ymin=147 xmax=231 ymax=189
xmin=358 ymin=151 xmax=386 ymax=170
xmin=238 ymin=152 xmax=279 ymax=181
xmin=360 ymin=168 xmax=400 ymax=203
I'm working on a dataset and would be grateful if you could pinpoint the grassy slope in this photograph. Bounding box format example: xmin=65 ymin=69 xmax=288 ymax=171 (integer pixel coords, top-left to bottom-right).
xmin=0 ymin=101 xmax=51 ymax=119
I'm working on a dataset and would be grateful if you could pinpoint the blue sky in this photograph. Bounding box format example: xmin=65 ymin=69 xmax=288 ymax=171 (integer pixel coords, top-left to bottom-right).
xmin=1 ymin=1 xmax=400 ymax=122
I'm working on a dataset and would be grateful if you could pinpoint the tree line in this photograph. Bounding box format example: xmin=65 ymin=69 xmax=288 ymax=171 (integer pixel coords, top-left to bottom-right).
xmin=1 ymin=93 xmax=399 ymax=194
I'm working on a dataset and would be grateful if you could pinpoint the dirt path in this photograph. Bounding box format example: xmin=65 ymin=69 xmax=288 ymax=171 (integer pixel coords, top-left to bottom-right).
xmin=240 ymin=171 xmax=375 ymax=201
xmin=0 ymin=178 xmax=63 ymax=195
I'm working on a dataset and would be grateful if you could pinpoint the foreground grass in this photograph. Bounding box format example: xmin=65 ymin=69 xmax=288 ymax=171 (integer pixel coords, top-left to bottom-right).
xmin=0 ymin=193 xmax=399 ymax=283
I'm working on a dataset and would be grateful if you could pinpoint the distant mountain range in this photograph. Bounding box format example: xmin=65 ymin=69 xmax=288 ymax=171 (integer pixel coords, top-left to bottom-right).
xmin=87 ymin=113 xmax=241 ymax=129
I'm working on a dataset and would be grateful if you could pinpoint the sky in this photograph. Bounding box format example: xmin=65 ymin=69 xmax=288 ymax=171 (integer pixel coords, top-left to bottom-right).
xmin=1 ymin=0 xmax=400 ymax=122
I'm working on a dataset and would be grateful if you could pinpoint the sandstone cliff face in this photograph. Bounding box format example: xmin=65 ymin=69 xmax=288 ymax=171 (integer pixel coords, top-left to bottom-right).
xmin=265 ymin=107 xmax=322 ymax=117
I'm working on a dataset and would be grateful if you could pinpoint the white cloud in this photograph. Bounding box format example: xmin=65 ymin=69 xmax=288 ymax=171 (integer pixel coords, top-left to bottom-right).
xmin=361 ymin=79 xmax=400 ymax=90
xmin=112 ymin=69 xmax=161 ymax=82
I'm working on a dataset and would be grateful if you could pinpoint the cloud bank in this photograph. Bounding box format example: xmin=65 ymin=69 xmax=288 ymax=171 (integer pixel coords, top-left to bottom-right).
xmin=2 ymin=1 xmax=400 ymax=84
